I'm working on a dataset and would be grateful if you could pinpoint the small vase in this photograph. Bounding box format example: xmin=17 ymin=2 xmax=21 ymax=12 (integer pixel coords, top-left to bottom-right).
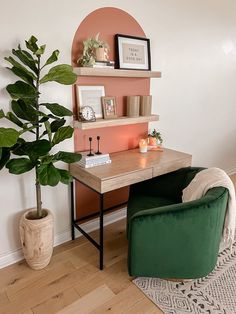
xmin=95 ymin=47 xmax=108 ymax=61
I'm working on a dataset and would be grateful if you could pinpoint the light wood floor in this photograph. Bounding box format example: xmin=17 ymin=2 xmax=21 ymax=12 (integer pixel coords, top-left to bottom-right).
xmin=0 ymin=219 xmax=162 ymax=314
xmin=1 ymin=174 xmax=236 ymax=314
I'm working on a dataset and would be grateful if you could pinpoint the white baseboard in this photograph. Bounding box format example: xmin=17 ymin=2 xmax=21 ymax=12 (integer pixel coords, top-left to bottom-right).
xmin=0 ymin=207 xmax=127 ymax=270
xmin=0 ymin=249 xmax=24 ymax=269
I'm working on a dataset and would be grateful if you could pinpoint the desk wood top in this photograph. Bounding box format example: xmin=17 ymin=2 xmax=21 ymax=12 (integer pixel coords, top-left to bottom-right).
xmin=69 ymin=148 xmax=192 ymax=193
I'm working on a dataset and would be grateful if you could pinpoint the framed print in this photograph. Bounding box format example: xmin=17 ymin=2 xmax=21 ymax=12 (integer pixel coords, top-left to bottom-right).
xmin=101 ymin=96 xmax=118 ymax=119
xmin=77 ymin=86 xmax=105 ymax=118
xmin=115 ymin=34 xmax=151 ymax=70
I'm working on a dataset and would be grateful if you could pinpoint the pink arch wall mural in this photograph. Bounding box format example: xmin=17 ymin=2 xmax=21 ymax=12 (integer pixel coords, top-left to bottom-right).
xmin=71 ymin=7 xmax=151 ymax=218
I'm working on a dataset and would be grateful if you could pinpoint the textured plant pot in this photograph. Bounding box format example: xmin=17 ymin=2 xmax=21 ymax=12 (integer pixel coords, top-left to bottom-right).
xmin=19 ymin=209 xmax=54 ymax=270
xmin=95 ymin=47 xmax=108 ymax=61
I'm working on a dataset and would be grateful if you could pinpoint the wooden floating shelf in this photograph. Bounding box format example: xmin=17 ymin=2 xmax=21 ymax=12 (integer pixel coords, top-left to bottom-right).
xmin=74 ymin=115 xmax=159 ymax=130
xmin=74 ymin=67 xmax=161 ymax=78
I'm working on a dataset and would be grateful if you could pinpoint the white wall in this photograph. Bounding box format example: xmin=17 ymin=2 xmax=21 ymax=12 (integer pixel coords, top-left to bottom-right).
xmin=1 ymin=0 xmax=236 ymax=267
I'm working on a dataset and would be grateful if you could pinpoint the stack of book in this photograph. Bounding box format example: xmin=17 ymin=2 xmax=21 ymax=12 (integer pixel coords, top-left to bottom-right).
xmin=77 ymin=151 xmax=111 ymax=168
xmin=92 ymin=60 xmax=115 ymax=69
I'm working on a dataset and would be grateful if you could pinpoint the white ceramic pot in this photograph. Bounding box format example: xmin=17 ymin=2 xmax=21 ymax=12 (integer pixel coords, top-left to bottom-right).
xmin=19 ymin=208 xmax=54 ymax=270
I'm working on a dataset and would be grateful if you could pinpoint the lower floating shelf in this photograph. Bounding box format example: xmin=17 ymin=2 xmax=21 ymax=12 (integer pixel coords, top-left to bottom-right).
xmin=74 ymin=115 xmax=159 ymax=130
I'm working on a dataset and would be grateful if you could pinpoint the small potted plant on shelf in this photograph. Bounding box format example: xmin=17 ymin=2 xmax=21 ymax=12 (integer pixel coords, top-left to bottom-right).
xmin=148 ymin=129 xmax=163 ymax=146
xmin=77 ymin=33 xmax=109 ymax=66
xmin=0 ymin=35 xmax=81 ymax=270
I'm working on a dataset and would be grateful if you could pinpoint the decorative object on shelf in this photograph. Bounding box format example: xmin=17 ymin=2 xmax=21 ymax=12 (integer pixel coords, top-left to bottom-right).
xmin=78 ymin=151 xmax=111 ymax=168
xmin=127 ymin=96 xmax=140 ymax=117
xmin=92 ymin=60 xmax=115 ymax=69
xmin=87 ymin=137 xmax=94 ymax=156
xmin=101 ymin=96 xmax=118 ymax=119
xmin=140 ymin=95 xmax=152 ymax=116
xmin=139 ymin=139 xmax=148 ymax=153
xmin=148 ymin=129 xmax=163 ymax=146
xmin=79 ymin=105 xmax=96 ymax=122
xmin=77 ymin=85 xmax=105 ymax=118
xmin=96 ymin=136 xmax=102 ymax=155
xmin=77 ymin=33 xmax=109 ymax=67
xmin=0 ymin=35 xmax=81 ymax=270
xmin=115 ymin=34 xmax=151 ymax=70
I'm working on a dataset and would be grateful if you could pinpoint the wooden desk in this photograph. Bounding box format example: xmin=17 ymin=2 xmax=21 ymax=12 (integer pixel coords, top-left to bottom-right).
xmin=69 ymin=148 xmax=192 ymax=269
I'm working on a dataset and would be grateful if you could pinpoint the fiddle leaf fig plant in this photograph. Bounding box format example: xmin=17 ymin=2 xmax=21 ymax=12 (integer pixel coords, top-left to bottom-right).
xmin=0 ymin=36 xmax=81 ymax=219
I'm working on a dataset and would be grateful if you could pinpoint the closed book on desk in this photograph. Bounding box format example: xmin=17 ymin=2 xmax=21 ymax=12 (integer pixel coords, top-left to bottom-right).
xmin=79 ymin=151 xmax=110 ymax=161
xmin=78 ymin=159 xmax=112 ymax=168
xmin=77 ymin=151 xmax=111 ymax=168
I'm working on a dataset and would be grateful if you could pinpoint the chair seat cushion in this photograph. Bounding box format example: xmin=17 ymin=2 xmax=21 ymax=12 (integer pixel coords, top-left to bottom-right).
xmin=127 ymin=194 xmax=177 ymax=220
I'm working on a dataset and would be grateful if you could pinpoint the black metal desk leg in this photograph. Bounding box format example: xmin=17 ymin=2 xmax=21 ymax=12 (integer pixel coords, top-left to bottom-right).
xmin=70 ymin=180 xmax=75 ymax=240
xmin=99 ymin=193 xmax=104 ymax=270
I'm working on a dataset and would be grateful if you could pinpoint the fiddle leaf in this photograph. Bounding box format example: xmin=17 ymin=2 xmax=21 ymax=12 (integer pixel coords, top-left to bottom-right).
xmin=0 ymin=128 xmax=19 ymax=148
xmin=40 ymin=64 xmax=76 ymax=85
xmin=44 ymin=50 xmax=59 ymax=66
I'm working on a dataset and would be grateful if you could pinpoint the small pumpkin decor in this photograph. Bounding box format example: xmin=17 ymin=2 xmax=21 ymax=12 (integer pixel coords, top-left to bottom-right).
xmin=0 ymin=36 xmax=81 ymax=270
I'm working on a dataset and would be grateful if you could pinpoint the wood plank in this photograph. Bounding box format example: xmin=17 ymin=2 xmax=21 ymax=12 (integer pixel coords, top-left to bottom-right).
xmin=57 ymin=284 xmax=115 ymax=314
xmin=0 ymin=259 xmax=46 ymax=293
xmin=74 ymin=115 xmax=159 ymax=130
xmin=0 ymin=291 xmax=9 ymax=307
xmin=74 ymin=258 xmax=131 ymax=297
xmin=31 ymin=287 xmax=80 ymax=314
xmin=6 ymin=260 xmax=76 ymax=301
xmin=1 ymin=263 xmax=97 ymax=314
xmin=89 ymin=285 xmax=146 ymax=313
xmin=127 ymin=296 xmax=164 ymax=313
xmin=74 ymin=67 xmax=162 ymax=78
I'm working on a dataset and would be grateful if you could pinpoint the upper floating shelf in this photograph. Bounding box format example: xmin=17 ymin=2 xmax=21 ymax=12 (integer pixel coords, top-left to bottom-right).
xmin=74 ymin=115 xmax=159 ymax=130
xmin=73 ymin=67 xmax=162 ymax=78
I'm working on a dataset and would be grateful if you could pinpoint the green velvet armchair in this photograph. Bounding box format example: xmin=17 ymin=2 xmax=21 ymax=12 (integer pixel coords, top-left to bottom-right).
xmin=127 ymin=167 xmax=229 ymax=279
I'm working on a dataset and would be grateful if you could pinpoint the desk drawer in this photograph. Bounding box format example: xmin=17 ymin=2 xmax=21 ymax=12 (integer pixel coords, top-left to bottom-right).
xmin=153 ymin=157 xmax=192 ymax=177
xmin=101 ymin=168 xmax=153 ymax=193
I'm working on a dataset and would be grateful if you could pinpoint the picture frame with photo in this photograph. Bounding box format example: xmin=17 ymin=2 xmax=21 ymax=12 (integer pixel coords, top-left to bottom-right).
xmin=115 ymin=34 xmax=151 ymax=70
xmin=101 ymin=96 xmax=118 ymax=119
xmin=77 ymin=85 xmax=105 ymax=119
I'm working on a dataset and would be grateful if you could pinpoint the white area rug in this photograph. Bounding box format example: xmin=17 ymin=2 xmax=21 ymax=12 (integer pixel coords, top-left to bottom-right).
xmin=133 ymin=241 xmax=236 ymax=314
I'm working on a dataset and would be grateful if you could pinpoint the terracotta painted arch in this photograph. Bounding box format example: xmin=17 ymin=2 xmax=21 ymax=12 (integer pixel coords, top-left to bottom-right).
xmin=71 ymin=7 xmax=151 ymax=218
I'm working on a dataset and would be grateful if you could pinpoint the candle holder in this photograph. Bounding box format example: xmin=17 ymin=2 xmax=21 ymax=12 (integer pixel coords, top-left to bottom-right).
xmin=139 ymin=139 xmax=148 ymax=153
xmin=95 ymin=136 xmax=102 ymax=155
xmin=87 ymin=137 xmax=94 ymax=156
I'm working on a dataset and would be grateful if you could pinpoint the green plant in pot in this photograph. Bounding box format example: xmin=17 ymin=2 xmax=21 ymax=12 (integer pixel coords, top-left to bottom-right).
xmin=78 ymin=33 xmax=109 ymax=66
xmin=0 ymin=36 xmax=81 ymax=270
xmin=148 ymin=129 xmax=163 ymax=146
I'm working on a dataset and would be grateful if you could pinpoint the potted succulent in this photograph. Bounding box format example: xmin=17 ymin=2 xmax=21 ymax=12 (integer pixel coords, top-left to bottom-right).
xmin=148 ymin=129 xmax=163 ymax=146
xmin=78 ymin=33 xmax=109 ymax=66
xmin=0 ymin=36 xmax=81 ymax=270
